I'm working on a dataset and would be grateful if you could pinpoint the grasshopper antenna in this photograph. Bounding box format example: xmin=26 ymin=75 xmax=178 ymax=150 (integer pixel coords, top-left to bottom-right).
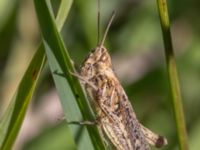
xmin=99 ymin=11 xmax=116 ymax=47
xmin=97 ymin=0 xmax=100 ymax=45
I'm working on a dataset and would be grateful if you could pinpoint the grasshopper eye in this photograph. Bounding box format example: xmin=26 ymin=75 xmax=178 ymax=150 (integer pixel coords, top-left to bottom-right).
xmin=100 ymin=53 xmax=108 ymax=63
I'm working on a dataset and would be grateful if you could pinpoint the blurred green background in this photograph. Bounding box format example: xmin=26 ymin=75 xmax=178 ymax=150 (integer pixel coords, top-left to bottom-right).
xmin=0 ymin=0 xmax=199 ymax=149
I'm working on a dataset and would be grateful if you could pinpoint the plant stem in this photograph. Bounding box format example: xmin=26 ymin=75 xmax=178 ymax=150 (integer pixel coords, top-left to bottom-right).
xmin=156 ymin=0 xmax=189 ymax=150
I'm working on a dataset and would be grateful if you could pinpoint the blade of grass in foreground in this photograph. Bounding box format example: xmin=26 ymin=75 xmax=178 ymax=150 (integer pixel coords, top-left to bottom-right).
xmin=34 ymin=0 xmax=105 ymax=150
xmin=0 ymin=1 xmax=72 ymax=149
xmin=156 ymin=0 xmax=189 ymax=150
xmin=0 ymin=45 xmax=46 ymax=150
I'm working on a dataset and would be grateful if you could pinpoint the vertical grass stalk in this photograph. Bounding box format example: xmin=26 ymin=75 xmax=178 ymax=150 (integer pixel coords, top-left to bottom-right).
xmin=156 ymin=0 xmax=189 ymax=150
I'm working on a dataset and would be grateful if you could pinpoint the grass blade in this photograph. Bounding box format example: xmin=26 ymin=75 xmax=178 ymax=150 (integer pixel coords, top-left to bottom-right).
xmin=156 ymin=0 xmax=189 ymax=150
xmin=0 ymin=45 xmax=46 ymax=150
xmin=0 ymin=1 xmax=72 ymax=149
xmin=34 ymin=0 xmax=105 ymax=150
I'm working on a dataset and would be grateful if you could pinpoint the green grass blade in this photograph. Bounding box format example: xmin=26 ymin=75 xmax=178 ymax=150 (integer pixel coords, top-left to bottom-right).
xmin=0 ymin=1 xmax=72 ymax=149
xmin=34 ymin=0 xmax=105 ymax=150
xmin=0 ymin=45 xmax=46 ymax=150
xmin=156 ymin=0 xmax=189 ymax=150
xmin=55 ymin=0 xmax=73 ymax=31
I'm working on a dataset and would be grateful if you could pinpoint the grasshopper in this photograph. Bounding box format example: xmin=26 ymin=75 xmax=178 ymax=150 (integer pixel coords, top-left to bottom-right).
xmin=73 ymin=2 xmax=167 ymax=150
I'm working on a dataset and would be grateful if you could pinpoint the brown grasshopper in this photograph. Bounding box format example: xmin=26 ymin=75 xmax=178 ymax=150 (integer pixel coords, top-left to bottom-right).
xmin=73 ymin=3 xmax=167 ymax=150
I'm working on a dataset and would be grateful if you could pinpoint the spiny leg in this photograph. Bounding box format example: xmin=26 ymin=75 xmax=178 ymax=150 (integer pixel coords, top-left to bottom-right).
xmin=65 ymin=116 xmax=101 ymax=126
xmin=66 ymin=116 xmax=111 ymax=147
xmin=69 ymin=71 xmax=98 ymax=91
xmin=67 ymin=120 xmax=98 ymax=126
xmin=60 ymin=114 xmax=100 ymax=126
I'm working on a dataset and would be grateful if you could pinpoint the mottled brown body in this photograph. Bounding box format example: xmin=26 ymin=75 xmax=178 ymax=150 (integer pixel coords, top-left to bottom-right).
xmin=79 ymin=46 xmax=167 ymax=150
